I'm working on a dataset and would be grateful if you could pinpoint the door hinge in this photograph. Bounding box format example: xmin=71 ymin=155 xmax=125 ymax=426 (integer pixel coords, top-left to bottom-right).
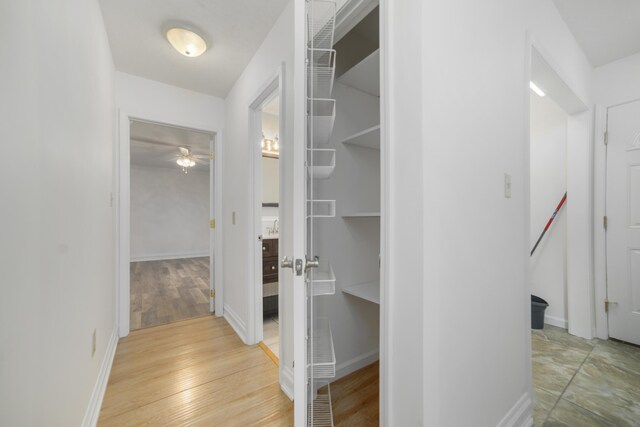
xmin=604 ymin=131 xmax=608 ymax=146
xmin=210 ymin=219 xmax=215 ymax=229
xmin=603 ymin=215 xmax=608 ymax=230
xmin=604 ymin=299 xmax=617 ymax=313
xmin=209 ymin=152 xmax=215 ymax=159
xmin=210 ymin=289 xmax=216 ymax=298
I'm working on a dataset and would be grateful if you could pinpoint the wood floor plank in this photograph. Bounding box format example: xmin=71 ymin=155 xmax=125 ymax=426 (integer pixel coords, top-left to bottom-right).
xmin=328 ymin=362 xmax=380 ymax=426
xmin=130 ymin=257 xmax=211 ymax=330
xmin=98 ymin=316 xmax=293 ymax=426
xmin=99 ymin=315 xmax=379 ymax=426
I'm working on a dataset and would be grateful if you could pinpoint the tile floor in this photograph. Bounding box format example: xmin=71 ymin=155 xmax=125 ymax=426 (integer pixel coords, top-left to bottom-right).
xmin=263 ymin=316 xmax=279 ymax=359
xmin=532 ymin=325 xmax=640 ymax=426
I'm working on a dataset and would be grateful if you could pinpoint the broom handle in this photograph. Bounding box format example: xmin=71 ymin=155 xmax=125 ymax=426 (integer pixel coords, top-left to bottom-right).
xmin=530 ymin=192 xmax=567 ymax=257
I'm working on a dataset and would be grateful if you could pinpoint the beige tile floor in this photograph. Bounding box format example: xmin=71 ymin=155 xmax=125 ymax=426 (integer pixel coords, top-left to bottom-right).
xmin=263 ymin=316 xmax=279 ymax=359
xmin=532 ymin=325 xmax=640 ymax=426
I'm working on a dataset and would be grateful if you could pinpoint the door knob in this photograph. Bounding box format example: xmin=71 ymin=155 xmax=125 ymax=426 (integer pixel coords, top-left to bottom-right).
xmin=281 ymin=256 xmax=294 ymax=269
xmin=304 ymin=255 xmax=319 ymax=272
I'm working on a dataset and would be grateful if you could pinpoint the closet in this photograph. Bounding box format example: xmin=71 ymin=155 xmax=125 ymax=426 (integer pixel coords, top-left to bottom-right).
xmin=306 ymin=1 xmax=380 ymax=425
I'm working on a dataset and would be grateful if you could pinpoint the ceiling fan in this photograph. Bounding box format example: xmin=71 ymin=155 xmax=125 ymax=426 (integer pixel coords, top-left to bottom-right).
xmin=175 ymin=146 xmax=208 ymax=173
xmin=131 ymin=138 xmax=209 ymax=173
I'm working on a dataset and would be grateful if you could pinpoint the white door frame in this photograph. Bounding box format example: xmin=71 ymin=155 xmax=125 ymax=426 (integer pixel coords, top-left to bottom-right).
xmin=593 ymin=97 xmax=640 ymax=340
xmin=247 ymin=65 xmax=285 ymax=347
xmin=115 ymin=111 xmax=224 ymax=337
xmin=526 ymin=35 xmax=596 ymax=339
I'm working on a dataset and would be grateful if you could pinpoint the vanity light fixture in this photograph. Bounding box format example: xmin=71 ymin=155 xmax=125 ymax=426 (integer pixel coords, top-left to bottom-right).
xmin=166 ymin=27 xmax=207 ymax=57
xmin=262 ymin=133 xmax=280 ymax=158
xmin=529 ymin=81 xmax=545 ymax=97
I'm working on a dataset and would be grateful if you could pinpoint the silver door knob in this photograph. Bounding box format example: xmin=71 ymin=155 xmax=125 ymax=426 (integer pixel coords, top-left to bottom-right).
xmin=304 ymin=255 xmax=319 ymax=272
xmin=281 ymin=256 xmax=294 ymax=269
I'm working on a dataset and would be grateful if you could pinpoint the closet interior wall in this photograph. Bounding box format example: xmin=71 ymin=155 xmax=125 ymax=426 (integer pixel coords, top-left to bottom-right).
xmin=314 ymin=79 xmax=380 ymax=376
xmin=314 ymin=5 xmax=381 ymax=380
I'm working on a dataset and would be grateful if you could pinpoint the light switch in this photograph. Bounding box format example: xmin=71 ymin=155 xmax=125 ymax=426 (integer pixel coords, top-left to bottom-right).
xmin=504 ymin=174 xmax=512 ymax=199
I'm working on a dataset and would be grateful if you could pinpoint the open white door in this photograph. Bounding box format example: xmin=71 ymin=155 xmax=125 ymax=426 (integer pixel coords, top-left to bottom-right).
xmin=290 ymin=1 xmax=338 ymax=425
xmin=606 ymin=98 xmax=640 ymax=345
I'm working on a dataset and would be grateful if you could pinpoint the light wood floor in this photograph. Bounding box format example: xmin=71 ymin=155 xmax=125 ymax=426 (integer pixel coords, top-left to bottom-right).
xmin=99 ymin=315 xmax=379 ymax=426
xmin=130 ymin=257 xmax=210 ymax=330
xmin=98 ymin=316 xmax=293 ymax=426
xmin=329 ymin=362 xmax=379 ymax=426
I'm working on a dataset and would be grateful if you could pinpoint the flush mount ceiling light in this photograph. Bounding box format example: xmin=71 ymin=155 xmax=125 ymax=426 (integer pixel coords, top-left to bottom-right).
xmin=529 ymin=81 xmax=546 ymax=97
xmin=166 ymin=27 xmax=207 ymax=57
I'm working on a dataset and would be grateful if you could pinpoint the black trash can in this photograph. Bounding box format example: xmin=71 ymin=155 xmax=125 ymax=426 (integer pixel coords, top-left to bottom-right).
xmin=531 ymin=295 xmax=548 ymax=330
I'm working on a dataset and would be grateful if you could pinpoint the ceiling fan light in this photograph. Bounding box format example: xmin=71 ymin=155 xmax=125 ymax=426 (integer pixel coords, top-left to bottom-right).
xmin=166 ymin=28 xmax=207 ymax=57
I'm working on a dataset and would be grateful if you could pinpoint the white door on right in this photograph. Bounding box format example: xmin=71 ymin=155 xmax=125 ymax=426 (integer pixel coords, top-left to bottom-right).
xmin=606 ymin=98 xmax=640 ymax=345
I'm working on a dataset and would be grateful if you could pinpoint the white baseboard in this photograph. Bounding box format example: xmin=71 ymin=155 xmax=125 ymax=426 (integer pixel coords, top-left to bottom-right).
xmin=224 ymin=304 xmax=247 ymax=344
xmin=335 ymin=349 xmax=379 ymax=381
xmin=280 ymin=365 xmax=294 ymax=401
xmin=496 ymin=392 xmax=533 ymax=427
xmin=544 ymin=315 xmax=568 ymax=329
xmin=131 ymin=251 xmax=209 ymax=262
xmin=81 ymin=326 xmax=119 ymax=427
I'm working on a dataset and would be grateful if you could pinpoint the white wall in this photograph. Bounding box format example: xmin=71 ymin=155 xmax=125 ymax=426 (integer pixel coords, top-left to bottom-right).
xmin=530 ymin=94 xmax=568 ymax=326
xmin=262 ymin=112 xmax=280 ymax=207
xmin=407 ymin=0 xmax=594 ymax=425
xmin=0 ymin=0 xmax=116 ymax=425
xmin=223 ymin=0 xmax=295 ymax=374
xmin=594 ymin=52 xmax=640 ymax=106
xmin=384 ymin=1 xmax=424 ymax=424
xmin=130 ymin=165 xmax=209 ymax=261
xmin=262 ymin=157 xmax=280 ymax=206
xmin=116 ymin=72 xmax=225 ymax=131
xmin=315 ymin=82 xmax=381 ymax=377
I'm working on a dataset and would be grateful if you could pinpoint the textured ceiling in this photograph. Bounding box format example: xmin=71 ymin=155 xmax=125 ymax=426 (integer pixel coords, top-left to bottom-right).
xmin=130 ymin=120 xmax=213 ymax=170
xmin=553 ymin=0 xmax=640 ymax=67
xmin=99 ymin=0 xmax=289 ymax=97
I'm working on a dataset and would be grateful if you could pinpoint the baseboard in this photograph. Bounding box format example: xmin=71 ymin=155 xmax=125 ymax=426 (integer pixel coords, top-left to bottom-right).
xmin=224 ymin=304 xmax=247 ymax=344
xmin=81 ymin=326 xmax=119 ymax=427
xmin=496 ymin=392 xmax=533 ymax=427
xmin=335 ymin=349 xmax=379 ymax=381
xmin=544 ymin=314 xmax=568 ymax=329
xmin=280 ymin=365 xmax=294 ymax=401
xmin=131 ymin=251 xmax=209 ymax=262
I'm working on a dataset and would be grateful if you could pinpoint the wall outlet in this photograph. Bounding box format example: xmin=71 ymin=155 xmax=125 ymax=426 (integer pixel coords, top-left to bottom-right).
xmin=232 ymin=211 xmax=236 ymax=225
xmin=92 ymin=329 xmax=97 ymax=357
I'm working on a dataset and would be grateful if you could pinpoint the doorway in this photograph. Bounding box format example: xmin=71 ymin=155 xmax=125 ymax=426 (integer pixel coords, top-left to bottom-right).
xmin=603 ymin=98 xmax=640 ymax=345
xmin=259 ymin=95 xmax=281 ymax=361
xmin=248 ymin=69 xmax=285 ymax=365
xmin=128 ymin=120 xmax=215 ymax=330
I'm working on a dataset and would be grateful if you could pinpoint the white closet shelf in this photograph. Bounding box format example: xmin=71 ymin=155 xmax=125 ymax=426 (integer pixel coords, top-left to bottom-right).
xmin=341 ymin=125 xmax=380 ymax=149
xmin=307 ymin=200 xmax=336 ymax=218
xmin=338 ymin=49 xmax=380 ymax=97
xmin=308 ymin=318 xmax=336 ymax=379
xmin=309 ymin=383 xmax=334 ymax=427
xmin=341 ymin=212 xmax=380 ymax=218
xmin=342 ymin=281 xmax=380 ymax=305
xmin=308 ymin=48 xmax=336 ymax=99
xmin=308 ymin=98 xmax=336 ymax=146
xmin=307 ymin=0 xmax=336 ymax=51
xmin=307 ymin=149 xmax=336 ymax=179
xmin=310 ymin=262 xmax=336 ymax=296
